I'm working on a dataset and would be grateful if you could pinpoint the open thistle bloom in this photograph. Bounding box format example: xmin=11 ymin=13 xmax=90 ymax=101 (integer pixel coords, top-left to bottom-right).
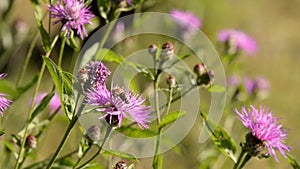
xmin=217 ymin=29 xmax=257 ymax=55
xmin=0 ymin=73 xmax=12 ymax=116
xmin=235 ymin=105 xmax=290 ymax=161
xmin=85 ymin=85 xmax=152 ymax=129
xmin=49 ymin=0 xmax=94 ymax=39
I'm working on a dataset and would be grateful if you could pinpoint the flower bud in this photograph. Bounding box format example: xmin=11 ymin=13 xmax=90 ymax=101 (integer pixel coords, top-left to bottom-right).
xmin=113 ymin=160 xmax=127 ymax=169
xmin=243 ymin=132 xmax=264 ymax=157
xmin=86 ymin=125 xmax=101 ymax=143
xmin=148 ymin=44 xmax=158 ymax=56
xmin=196 ymin=70 xmax=214 ymax=87
xmin=193 ymin=63 xmax=207 ymax=76
xmin=166 ymin=75 xmax=176 ymax=88
xmin=160 ymin=42 xmax=174 ymax=62
xmin=25 ymin=135 xmax=37 ymax=149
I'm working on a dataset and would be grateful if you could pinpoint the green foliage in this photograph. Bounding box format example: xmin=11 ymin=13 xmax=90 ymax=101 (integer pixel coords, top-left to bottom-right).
xmin=0 ymin=130 xmax=4 ymax=136
xmin=287 ymin=154 xmax=300 ymax=169
xmin=43 ymin=57 xmax=75 ymax=119
xmin=159 ymin=111 xmax=186 ymax=130
xmin=97 ymin=0 xmax=111 ymax=22
xmin=103 ymin=150 xmax=138 ymax=161
xmin=29 ymin=92 xmax=54 ymax=122
xmin=95 ymin=48 xmax=124 ymax=64
xmin=208 ymin=84 xmax=226 ymax=93
xmin=200 ymin=112 xmax=237 ymax=163
xmin=117 ymin=126 xmax=157 ymax=137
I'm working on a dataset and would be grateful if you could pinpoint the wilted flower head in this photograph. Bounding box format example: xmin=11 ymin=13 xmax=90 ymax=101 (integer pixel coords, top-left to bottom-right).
xmin=235 ymin=105 xmax=290 ymax=161
xmin=0 ymin=73 xmax=12 ymax=116
xmin=77 ymin=61 xmax=111 ymax=91
xmin=217 ymin=29 xmax=257 ymax=55
xmin=49 ymin=0 xmax=94 ymax=39
xmin=85 ymin=85 xmax=152 ymax=129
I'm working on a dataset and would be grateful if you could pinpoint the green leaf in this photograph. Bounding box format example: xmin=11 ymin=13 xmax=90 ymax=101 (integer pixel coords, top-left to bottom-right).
xmin=178 ymin=53 xmax=191 ymax=60
xmin=4 ymin=140 xmax=14 ymax=152
xmin=29 ymin=92 xmax=54 ymax=122
xmin=43 ymin=57 xmax=73 ymax=119
xmin=200 ymin=112 xmax=237 ymax=163
xmin=159 ymin=111 xmax=186 ymax=130
xmin=95 ymin=48 xmax=124 ymax=64
xmin=208 ymin=84 xmax=226 ymax=93
xmin=103 ymin=150 xmax=138 ymax=161
xmin=36 ymin=20 xmax=51 ymax=51
xmin=0 ymin=130 xmax=4 ymax=136
xmin=134 ymin=64 xmax=155 ymax=80
xmin=116 ymin=127 xmax=157 ymax=138
xmin=287 ymin=154 xmax=300 ymax=169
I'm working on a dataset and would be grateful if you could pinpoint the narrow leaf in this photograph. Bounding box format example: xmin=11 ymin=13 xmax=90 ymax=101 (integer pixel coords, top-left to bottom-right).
xmin=128 ymin=164 xmax=135 ymax=169
xmin=17 ymin=74 xmax=39 ymax=98
xmin=37 ymin=21 xmax=51 ymax=51
xmin=159 ymin=111 xmax=186 ymax=129
xmin=95 ymin=48 xmax=124 ymax=64
xmin=208 ymin=84 xmax=226 ymax=93
xmin=116 ymin=127 xmax=157 ymax=137
xmin=200 ymin=112 xmax=237 ymax=163
xmin=287 ymin=154 xmax=300 ymax=169
xmin=29 ymin=92 xmax=54 ymax=122
xmin=103 ymin=150 xmax=138 ymax=161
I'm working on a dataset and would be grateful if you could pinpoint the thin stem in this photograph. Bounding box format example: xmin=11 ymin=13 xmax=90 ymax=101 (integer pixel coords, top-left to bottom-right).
xmin=46 ymin=116 xmax=78 ymax=169
xmin=165 ymin=87 xmax=173 ymax=115
xmin=73 ymin=145 xmax=92 ymax=168
xmin=237 ymin=154 xmax=251 ymax=169
xmin=233 ymin=149 xmax=246 ymax=169
xmin=75 ymin=126 xmax=112 ymax=169
xmin=58 ymin=37 xmax=66 ymax=68
xmin=16 ymin=32 xmax=39 ymax=88
xmin=14 ymin=35 xmax=59 ymax=169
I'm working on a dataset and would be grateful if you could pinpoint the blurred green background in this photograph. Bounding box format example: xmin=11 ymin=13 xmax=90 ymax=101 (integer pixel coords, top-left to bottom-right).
xmin=1 ymin=0 xmax=300 ymax=168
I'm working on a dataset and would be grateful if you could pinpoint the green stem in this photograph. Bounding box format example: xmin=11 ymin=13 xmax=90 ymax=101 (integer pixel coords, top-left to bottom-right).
xmin=73 ymin=145 xmax=92 ymax=168
xmin=237 ymin=154 xmax=251 ymax=169
xmin=165 ymin=87 xmax=173 ymax=115
xmin=75 ymin=126 xmax=112 ymax=169
xmin=14 ymin=35 xmax=59 ymax=169
xmin=58 ymin=37 xmax=66 ymax=68
xmin=46 ymin=116 xmax=78 ymax=169
xmin=16 ymin=32 xmax=39 ymax=88
xmin=233 ymin=149 xmax=246 ymax=169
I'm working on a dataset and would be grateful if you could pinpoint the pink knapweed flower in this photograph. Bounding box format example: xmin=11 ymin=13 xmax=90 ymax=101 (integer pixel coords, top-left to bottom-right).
xmin=49 ymin=0 xmax=94 ymax=39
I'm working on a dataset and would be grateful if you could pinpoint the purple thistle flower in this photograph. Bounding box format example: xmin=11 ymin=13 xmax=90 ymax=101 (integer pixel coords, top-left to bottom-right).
xmin=85 ymin=85 xmax=152 ymax=129
xmin=0 ymin=73 xmax=12 ymax=116
xmin=243 ymin=77 xmax=256 ymax=94
xmin=243 ymin=76 xmax=270 ymax=98
xmin=235 ymin=105 xmax=290 ymax=161
xmin=227 ymin=75 xmax=240 ymax=87
xmin=217 ymin=29 xmax=257 ymax=55
xmin=77 ymin=61 xmax=111 ymax=90
xmin=49 ymin=0 xmax=94 ymax=39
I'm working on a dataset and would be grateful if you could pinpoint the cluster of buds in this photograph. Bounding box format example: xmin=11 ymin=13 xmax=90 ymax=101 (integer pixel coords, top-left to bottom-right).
xmin=193 ymin=63 xmax=214 ymax=86
xmin=148 ymin=42 xmax=175 ymax=64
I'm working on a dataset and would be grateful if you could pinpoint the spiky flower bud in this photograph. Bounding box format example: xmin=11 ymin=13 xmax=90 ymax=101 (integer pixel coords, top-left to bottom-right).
xmin=193 ymin=63 xmax=207 ymax=76
xmin=166 ymin=75 xmax=176 ymax=88
xmin=113 ymin=160 xmax=127 ymax=169
xmin=148 ymin=44 xmax=158 ymax=56
xmin=160 ymin=42 xmax=174 ymax=62
xmin=86 ymin=125 xmax=101 ymax=143
xmin=25 ymin=135 xmax=37 ymax=149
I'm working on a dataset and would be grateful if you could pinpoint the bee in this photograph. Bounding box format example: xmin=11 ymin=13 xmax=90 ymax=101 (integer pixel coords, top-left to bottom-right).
xmin=112 ymin=87 xmax=130 ymax=104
